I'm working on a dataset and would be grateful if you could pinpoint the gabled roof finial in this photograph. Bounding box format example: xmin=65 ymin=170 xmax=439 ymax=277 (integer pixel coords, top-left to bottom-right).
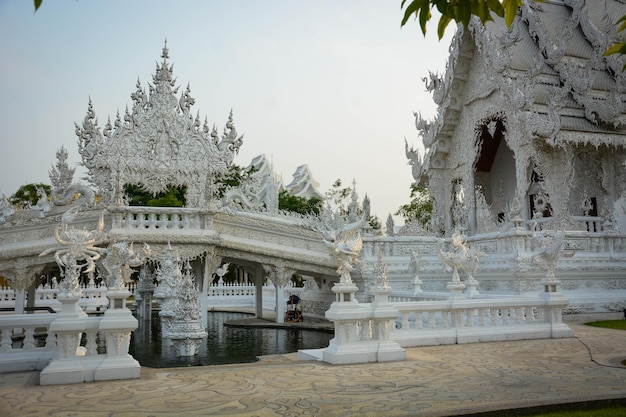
xmin=162 ymin=38 xmax=169 ymax=60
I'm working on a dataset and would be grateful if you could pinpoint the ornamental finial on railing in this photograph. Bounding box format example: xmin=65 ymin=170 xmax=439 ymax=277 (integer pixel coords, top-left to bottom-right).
xmin=373 ymin=249 xmax=389 ymax=290
xmin=102 ymin=241 xmax=151 ymax=290
xmin=531 ymin=229 xmax=574 ymax=280
xmin=437 ymin=231 xmax=468 ymax=284
xmin=321 ymin=216 xmax=366 ymax=285
xmin=39 ymin=211 xmax=107 ymax=297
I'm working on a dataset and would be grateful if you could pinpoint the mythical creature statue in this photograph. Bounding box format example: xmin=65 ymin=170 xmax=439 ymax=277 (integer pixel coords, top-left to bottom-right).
xmin=410 ymin=250 xmax=428 ymax=276
xmin=0 ymin=194 xmax=15 ymax=223
xmin=437 ymin=232 xmax=468 ymax=283
xmin=215 ymin=263 xmax=230 ymax=285
xmin=531 ymin=229 xmax=574 ymax=280
xmin=321 ymin=216 xmax=367 ymax=285
xmin=39 ymin=211 xmax=107 ymax=296
xmin=102 ymin=241 xmax=151 ymax=289
xmin=29 ymin=186 xmax=52 ymax=218
xmin=405 ymin=138 xmax=423 ymax=182
xmin=410 ymin=250 xmax=428 ymax=294
xmin=422 ymin=70 xmax=442 ymax=92
xmin=49 ymin=145 xmax=96 ymax=223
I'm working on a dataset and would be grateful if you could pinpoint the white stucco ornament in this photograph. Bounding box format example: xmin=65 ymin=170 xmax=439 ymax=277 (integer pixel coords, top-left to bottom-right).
xmin=39 ymin=212 xmax=106 ymax=297
xmin=102 ymin=242 xmax=151 ymax=290
xmin=321 ymin=216 xmax=366 ymax=285
xmin=76 ymin=41 xmax=243 ymax=208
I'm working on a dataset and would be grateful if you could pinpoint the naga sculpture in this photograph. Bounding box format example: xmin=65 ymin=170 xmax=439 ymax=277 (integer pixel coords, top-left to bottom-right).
xmin=405 ymin=138 xmax=423 ymax=183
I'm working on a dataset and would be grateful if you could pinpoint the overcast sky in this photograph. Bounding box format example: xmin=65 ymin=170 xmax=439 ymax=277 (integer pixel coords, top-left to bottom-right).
xmin=0 ymin=0 xmax=453 ymax=223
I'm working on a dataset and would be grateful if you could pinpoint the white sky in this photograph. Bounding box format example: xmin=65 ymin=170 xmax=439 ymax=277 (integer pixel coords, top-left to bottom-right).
xmin=0 ymin=0 xmax=453 ymax=224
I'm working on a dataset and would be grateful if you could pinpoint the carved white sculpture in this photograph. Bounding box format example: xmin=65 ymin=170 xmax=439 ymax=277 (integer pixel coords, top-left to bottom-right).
xmin=76 ymin=42 xmax=242 ymax=208
xmin=410 ymin=250 xmax=428 ymax=294
xmin=153 ymin=242 xmax=180 ymax=335
xmin=321 ymin=217 xmax=366 ymax=285
xmin=437 ymin=232 xmax=468 ymax=284
xmin=49 ymin=147 xmax=93 ymax=209
xmin=373 ymin=250 xmax=389 ymax=290
xmin=0 ymin=194 xmax=15 ymax=224
xmin=39 ymin=212 xmax=106 ymax=296
xmin=215 ymin=262 xmax=229 ymax=286
xmin=169 ymin=261 xmax=207 ymax=356
xmin=102 ymin=242 xmax=151 ymax=290
xmin=531 ymin=230 xmax=574 ymax=281
xmin=29 ymin=186 xmax=52 ymax=218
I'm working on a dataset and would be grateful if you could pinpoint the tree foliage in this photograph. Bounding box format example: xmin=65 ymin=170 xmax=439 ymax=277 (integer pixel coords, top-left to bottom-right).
xmin=10 ymin=183 xmax=51 ymax=209
xmin=278 ymin=190 xmax=323 ymax=216
xmin=606 ymin=14 xmax=626 ymax=70
xmin=401 ymin=0 xmax=625 ymax=63
xmin=325 ymin=179 xmax=353 ymax=218
xmin=395 ymin=184 xmax=433 ymax=227
xmin=213 ymin=164 xmax=256 ymax=200
xmin=124 ymin=184 xmax=186 ymax=207
xmin=401 ymin=0 xmax=521 ymax=39
xmin=325 ymin=179 xmax=381 ymax=230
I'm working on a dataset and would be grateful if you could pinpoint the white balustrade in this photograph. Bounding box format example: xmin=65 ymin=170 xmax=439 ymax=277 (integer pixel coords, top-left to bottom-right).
xmin=153 ymin=279 xmax=299 ymax=310
xmin=364 ymin=226 xmax=626 ymax=259
xmin=0 ymin=283 xmax=109 ymax=314
xmin=110 ymin=207 xmax=204 ymax=230
xmin=0 ymin=313 xmax=57 ymax=372
xmin=0 ymin=310 xmax=142 ymax=378
xmin=322 ymin=284 xmax=573 ymax=365
xmin=390 ymin=296 xmax=570 ymax=347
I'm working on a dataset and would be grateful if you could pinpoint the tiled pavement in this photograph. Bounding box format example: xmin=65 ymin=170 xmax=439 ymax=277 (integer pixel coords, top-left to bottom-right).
xmin=1 ymin=313 xmax=626 ymax=417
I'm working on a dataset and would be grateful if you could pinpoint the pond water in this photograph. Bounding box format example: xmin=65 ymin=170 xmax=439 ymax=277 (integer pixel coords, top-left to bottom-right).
xmin=129 ymin=311 xmax=333 ymax=368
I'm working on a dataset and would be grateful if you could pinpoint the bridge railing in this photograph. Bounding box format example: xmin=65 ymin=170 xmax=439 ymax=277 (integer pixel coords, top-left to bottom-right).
xmin=0 ymin=283 xmax=109 ymax=314
xmin=109 ymin=207 xmax=207 ymax=231
xmin=204 ymin=282 xmax=302 ymax=310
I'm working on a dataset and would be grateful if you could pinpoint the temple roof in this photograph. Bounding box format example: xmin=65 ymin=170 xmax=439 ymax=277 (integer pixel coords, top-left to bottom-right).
xmin=415 ymin=0 xmax=626 ymax=183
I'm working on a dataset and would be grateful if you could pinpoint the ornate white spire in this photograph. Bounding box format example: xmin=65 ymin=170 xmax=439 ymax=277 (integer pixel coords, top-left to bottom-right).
xmin=75 ymin=43 xmax=244 ymax=208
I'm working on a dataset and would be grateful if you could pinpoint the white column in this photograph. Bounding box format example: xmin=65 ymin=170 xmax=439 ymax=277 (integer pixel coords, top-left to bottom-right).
xmin=200 ymin=260 xmax=210 ymax=328
xmin=255 ymin=265 xmax=264 ymax=318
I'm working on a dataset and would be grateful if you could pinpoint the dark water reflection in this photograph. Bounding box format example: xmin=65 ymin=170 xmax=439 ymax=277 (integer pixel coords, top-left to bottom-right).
xmin=130 ymin=311 xmax=333 ymax=368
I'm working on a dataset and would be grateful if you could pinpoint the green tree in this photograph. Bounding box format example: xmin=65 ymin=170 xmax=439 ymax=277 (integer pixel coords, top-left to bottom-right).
xmin=278 ymin=190 xmax=323 ymax=216
xmin=401 ymin=0 xmax=625 ymax=63
xmin=124 ymin=184 xmax=186 ymax=207
xmin=395 ymin=184 xmax=433 ymax=228
xmin=325 ymin=179 xmax=381 ymax=230
xmin=325 ymin=179 xmax=353 ymax=218
xmin=213 ymin=164 xmax=256 ymax=200
xmin=10 ymin=183 xmax=51 ymax=209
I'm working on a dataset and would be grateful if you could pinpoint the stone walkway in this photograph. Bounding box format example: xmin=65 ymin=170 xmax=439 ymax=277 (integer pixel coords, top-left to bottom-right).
xmin=1 ymin=313 xmax=626 ymax=417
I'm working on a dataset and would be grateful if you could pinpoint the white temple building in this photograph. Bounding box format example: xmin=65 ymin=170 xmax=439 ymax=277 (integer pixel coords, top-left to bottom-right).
xmin=360 ymin=0 xmax=626 ymax=314
xmin=1 ymin=0 xmax=625 ymax=379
